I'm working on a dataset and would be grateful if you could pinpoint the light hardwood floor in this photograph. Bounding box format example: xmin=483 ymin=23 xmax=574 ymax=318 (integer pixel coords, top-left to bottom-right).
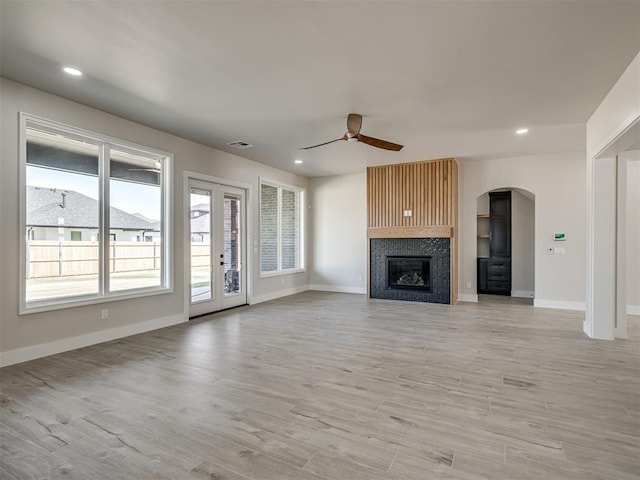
xmin=1 ymin=291 xmax=639 ymax=479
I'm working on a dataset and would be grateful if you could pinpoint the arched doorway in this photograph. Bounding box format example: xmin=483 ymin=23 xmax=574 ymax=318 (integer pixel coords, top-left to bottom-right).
xmin=476 ymin=187 xmax=535 ymax=303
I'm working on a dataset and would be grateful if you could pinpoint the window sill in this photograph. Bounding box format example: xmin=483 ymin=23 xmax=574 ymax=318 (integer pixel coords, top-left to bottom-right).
xmin=20 ymin=286 xmax=173 ymax=315
xmin=259 ymin=268 xmax=306 ymax=279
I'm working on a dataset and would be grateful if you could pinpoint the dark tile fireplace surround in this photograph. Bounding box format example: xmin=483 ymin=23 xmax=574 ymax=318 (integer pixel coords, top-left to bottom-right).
xmin=370 ymin=238 xmax=450 ymax=304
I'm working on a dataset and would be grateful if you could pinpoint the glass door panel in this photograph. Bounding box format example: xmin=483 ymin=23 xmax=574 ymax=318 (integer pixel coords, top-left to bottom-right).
xmin=190 ymin=187 xmax=213 ymax=304
xmin=223 ymin=193 xmax=242 ymax=296
xmin=220 ymin=186 xmax=246 ymax=310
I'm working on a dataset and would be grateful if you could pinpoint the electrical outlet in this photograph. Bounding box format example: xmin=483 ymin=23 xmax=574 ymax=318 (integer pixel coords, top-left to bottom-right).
xmin=466 ymin=281 xmax=472 ymax=289
xmin=358 ymin=276 xmax=363 ymax=284
xmin=101 ymin=309 xmax=108 ymax=320
xmin=280 ymin=278 xmax=285 ymax=285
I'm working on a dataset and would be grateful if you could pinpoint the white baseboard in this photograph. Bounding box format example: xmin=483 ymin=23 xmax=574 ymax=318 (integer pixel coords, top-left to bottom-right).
xmin=309 ymin=284 xmax=366 ymax=294
xmin=628 ymin=305 xmax=640 ymax=315
xmin=534 ymin=299 xmax=586 ymax=311
xmin=0 ymin=313 xmax=187 ymax=368
xmin=511 ymin=290 xmax=535 ymax=298
xmin=249 ymin=285 xmax=309 ymax=305
xmin=458 ymin=293 xmax=478 ymax=303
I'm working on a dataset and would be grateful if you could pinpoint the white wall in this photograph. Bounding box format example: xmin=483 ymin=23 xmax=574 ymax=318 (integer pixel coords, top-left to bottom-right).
xmin=459 ymin=152 xmax=586 ymax=309
xmin=309 ymin=173 xmax=367 ymax=294
xmin=0 ymin=78 xmax=309 ymax=363
xmin=628 ymin=159 xmax=640 ymax=313
xmin=586 ymin=52 xmax=640 ymax=156
xmin=585 ymin=51 xmax=640 ymax=338
xmin=511 ymin=189 xmax=535 ymax=296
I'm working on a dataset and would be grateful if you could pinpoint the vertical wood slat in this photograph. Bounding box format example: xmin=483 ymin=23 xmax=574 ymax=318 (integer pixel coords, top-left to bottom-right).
xmin=439 ymin=160 xmax=442 ymax=224
xmin=429 ymin=161 xmax=434 ymax=225
xmin=368 ymin=167 xmax=372 ymax=227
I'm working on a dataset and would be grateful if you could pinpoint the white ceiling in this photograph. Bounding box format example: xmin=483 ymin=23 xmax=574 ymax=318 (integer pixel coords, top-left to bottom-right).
xmin=1 ymin=1 xmax=638 ymax=177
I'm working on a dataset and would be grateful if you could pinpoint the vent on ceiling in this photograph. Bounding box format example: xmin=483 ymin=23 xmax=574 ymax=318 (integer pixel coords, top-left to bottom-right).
xmin=227 ymin=140 xmax=253 ymax=149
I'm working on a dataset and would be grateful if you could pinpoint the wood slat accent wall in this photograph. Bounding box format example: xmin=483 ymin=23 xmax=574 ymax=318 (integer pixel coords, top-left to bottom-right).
xmin=367 ymin=158 xmax=456 ymax=230
xmin=366 ymin=158 xmax=459 ymax=304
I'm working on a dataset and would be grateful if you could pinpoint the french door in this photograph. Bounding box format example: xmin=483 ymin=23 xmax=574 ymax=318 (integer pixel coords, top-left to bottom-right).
xmin=189 ymin=179 xmax=246 ymax=317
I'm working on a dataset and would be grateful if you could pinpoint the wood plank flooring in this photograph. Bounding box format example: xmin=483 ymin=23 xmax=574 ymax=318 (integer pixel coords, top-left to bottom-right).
xmin=1 ymin=291 xmax=639 ymax=479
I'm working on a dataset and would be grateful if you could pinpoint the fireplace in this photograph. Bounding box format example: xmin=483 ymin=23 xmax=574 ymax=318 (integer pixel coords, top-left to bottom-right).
xmin=370 ymin=238 xmax=450 ymax=304
xmin=387 ymin=256 xmax=432 ymax=292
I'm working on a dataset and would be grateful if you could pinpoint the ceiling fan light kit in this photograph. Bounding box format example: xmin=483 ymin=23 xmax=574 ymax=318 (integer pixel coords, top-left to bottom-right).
xmin=301 ymin=114 xmax=403 ymax=151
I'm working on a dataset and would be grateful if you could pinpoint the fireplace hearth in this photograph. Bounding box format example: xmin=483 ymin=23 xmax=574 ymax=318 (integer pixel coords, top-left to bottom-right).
xmin=387 ymin=256 xmax=432 ymax=292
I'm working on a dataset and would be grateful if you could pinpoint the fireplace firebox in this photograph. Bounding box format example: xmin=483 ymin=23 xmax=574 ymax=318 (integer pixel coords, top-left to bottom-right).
xmin=387 ymin=256 xmax=432 ymax=292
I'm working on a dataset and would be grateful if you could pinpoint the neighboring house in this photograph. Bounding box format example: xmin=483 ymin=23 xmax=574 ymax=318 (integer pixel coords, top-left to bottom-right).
xmin=26 ymin=186 xmax=160 ymax=242
xmin=190 ymin=202 xmax=210 ymax=242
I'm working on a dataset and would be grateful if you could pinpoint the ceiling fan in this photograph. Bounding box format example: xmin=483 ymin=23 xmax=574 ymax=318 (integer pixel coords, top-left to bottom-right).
xmin=300 ymin=114 xmax=403 ymax=151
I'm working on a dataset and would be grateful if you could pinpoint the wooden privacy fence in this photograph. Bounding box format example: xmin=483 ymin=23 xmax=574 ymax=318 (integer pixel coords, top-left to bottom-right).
xmin=26 ymin=241 xmax=161 ymax=279
xmin=190 ymin=243 xmax=211 ymax=269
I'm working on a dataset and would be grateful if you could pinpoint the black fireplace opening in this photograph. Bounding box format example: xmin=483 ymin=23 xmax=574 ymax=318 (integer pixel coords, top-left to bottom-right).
xmin=387 ymin=255 xmax=432 ymax=292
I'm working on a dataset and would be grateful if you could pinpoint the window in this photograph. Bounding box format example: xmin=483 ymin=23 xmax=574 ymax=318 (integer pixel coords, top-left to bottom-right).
xmin=260 ymin=180 xmax=304 ymax=274
xmin=21 ymin=114 xmax=172 ymax=313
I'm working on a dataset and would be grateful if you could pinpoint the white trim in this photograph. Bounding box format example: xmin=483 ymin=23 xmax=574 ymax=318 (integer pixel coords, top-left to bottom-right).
xmin=249 ymin=285 xmax=309 ymax=305
xmin=309 ymin=284 xmax=366 ymax=294
xmin=260 ymin=177 xmax=305 ymax=193
xmin=183 ymin=170 xmax=253 ymax=192
xmin=511 ymin=290 xmax=535 ymax=298
xmin=260 ymin=268 xmax=306 ymax=278
xmin=259 ymin=177 xmax=305 ymax=275
xmin=18 ymin=112 xmax=27 ymax=315
xmin=100 ymin=143 xmax=110 ymax=295
xmin=458 ymin=293 xmax=479 ymax=303
xmin=592 ymin=113 xmax=640 ymax=160
xmin=16 ymin=287 xmax=174 ymax=315
xmin=0 ymin=313 xmax=186 ymax=367
xmin=534 ymin=299 xmax=585 ymax=311
xmin=628 ymin=305 xmax=640 ymax=315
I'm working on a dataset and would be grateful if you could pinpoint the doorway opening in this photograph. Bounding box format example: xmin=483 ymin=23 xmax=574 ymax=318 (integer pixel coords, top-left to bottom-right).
xmin=476 ymin=187 xmax=535 ymax=304
xmin=188 ymin=178 xmax=247 ymax=317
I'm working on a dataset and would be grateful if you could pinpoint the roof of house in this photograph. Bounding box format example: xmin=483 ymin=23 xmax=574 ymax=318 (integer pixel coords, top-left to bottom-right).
xmin=27 ymin=186 xmax=158 ymax=231
xmin=190 ymin=212 xmax=210 ymax=234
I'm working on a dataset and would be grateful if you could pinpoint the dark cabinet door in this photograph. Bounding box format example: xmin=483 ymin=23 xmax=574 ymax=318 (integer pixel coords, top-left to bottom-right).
xmin=489 ymin=192 xmax=511 ymax=258
xmin=477 ymin=258 xmax=488 ymax=294
xmin=490 ymin=214 xmax=511 ymax=257
xmin=482 ymin=192 xmax=512 ymax=295
xmin=490 ymin=191 xmax=511 ymax=216
xmin=486 ymin=258 xmax=511 ymax=295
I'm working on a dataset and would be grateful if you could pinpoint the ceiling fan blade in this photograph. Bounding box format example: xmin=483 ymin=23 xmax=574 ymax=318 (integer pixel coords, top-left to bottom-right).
xmin=299 ymin=136 xmax=345 ymax=150
xmin=357 ymin=134 xmax=403 ymax=151
xmin=347 ymin=113 xmax=362 ymax=137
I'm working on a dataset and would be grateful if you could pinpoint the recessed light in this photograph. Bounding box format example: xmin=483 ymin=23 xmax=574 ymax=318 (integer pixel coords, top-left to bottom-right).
xmin=516 ymin=128 xmax=529 ymax=135
xmin=63 ymin=67 xmax=83 ymax=76
xmin=294 ymin=159 xmax=303 ymax=164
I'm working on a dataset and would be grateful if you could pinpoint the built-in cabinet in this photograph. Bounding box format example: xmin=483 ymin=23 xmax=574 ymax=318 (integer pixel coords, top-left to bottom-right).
xmin=477 ymin=191 xmax=511 ymax=295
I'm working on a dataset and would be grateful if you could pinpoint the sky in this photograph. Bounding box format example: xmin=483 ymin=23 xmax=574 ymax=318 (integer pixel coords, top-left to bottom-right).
xmin=27 ymin=166 xmax=161 ymax=220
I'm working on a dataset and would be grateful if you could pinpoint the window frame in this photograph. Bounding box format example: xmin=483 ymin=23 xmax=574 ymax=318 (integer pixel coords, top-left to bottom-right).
xmin=259 ymin=178 xmax=305 ymax=277
xmin=19 ymin=113 xmax=173 ymax=314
